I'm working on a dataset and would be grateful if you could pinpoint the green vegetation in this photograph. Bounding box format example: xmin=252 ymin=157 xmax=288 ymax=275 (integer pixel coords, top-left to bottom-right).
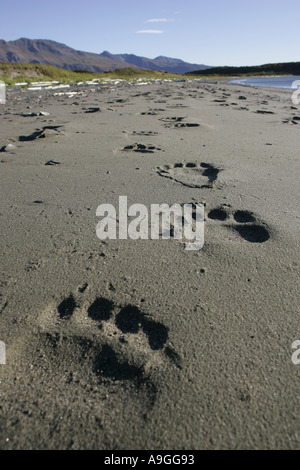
xmin=1 ymin=60 xmax=299 ymax=87
xmin=188 ymin=62 xmax=300 ymax=77
xmin=0 ymin=63 xmax=191 ymax=86
xmin=0 ymin=62 xmax=100 ymax=86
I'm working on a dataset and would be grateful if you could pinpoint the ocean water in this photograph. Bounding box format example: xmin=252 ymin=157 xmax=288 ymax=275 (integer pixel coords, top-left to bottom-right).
xmin=229 ymin=76 xmax=300 ymax=90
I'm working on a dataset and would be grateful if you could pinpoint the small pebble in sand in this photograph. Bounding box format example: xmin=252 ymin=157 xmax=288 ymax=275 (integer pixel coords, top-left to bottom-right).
xmin=1 ymin=143 xmax=16 ymax=152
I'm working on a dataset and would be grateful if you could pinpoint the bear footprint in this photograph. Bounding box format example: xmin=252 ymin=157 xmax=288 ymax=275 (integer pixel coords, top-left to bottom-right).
xmin=208 ymin=206 xmax=270 ymax=243
xmin=36 ymin=294 xmax=181 ymax=408
xmin=156 ymin=162 xmax=221 ymax=189
xmin=131 ymin=131 xmax=159 ymax=137
xmin=160 ymin=117 xmax=200 ymax=128
xmin=122 ymin=143 xmax=162 ymax=154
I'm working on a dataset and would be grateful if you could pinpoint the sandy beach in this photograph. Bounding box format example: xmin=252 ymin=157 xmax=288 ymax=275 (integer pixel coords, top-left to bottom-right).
xmin=0 ymin=78 xmax=299 ymax=450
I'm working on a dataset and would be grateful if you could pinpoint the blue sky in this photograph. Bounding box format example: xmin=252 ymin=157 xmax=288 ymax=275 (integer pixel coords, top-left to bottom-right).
xmin=1 ymin=0 xmax=299 ymax=66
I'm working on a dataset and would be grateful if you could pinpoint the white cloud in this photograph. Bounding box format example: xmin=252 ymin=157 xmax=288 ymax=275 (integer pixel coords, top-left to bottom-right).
xmin=136 ymin=30 xmax=165 ymax=34
xmin=146 ymin=18 xmax=174 ymax=23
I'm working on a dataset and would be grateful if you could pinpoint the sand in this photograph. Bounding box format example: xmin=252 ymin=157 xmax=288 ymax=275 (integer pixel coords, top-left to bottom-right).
xmin=0 ymin=78 xmax=299 ymax=450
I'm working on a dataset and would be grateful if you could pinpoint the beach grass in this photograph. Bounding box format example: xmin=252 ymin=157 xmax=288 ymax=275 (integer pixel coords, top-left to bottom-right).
xmin=0 ymin=62 xmax=193 ymax=86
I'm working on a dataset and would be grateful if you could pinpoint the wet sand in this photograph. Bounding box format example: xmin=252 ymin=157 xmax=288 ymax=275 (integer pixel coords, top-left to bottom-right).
xmin=0 ymin=79 xmax=299 ymax=449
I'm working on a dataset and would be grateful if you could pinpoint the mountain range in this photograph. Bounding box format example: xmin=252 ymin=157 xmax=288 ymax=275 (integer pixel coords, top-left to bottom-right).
xmin=0 ymin=38 xmax=210 ymax=74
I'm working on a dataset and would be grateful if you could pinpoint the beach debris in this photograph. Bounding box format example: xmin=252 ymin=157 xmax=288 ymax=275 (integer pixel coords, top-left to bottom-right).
xmin=19 ymin=125 xmax=65 ymax=141
xmin=84 ymin=107 xmax=101 ymax=113
xmin=45 ymin=160 xmax=61 ymax=166
xmin=20 ymin=112 xmax=38 ymax=117
xmin=19 ymin=111 xmax=50 ymax=117
xmin=255 ymin=110 xmax=275 ymax=114
xmin=14 ymin=82 xmax=28 ymax=87
xmin=0 ymin=143 xmax=16 ymax=152
xmin=282 ymin=115 xmax=300 ymax=125
xmin=28 ymin=83 xmax=69 ymax=91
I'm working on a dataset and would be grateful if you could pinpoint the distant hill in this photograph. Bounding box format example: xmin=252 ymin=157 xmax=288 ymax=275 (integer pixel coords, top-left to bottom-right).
xmin=0 ymin=38 xmax=132 ymax=73
xmin=0 ymin=38 xmax=211 ymax=74
xmin=188 ymin=62 xmax=300 ymax=76
xmin=100 ymin=51 xmax=209 ymax=74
